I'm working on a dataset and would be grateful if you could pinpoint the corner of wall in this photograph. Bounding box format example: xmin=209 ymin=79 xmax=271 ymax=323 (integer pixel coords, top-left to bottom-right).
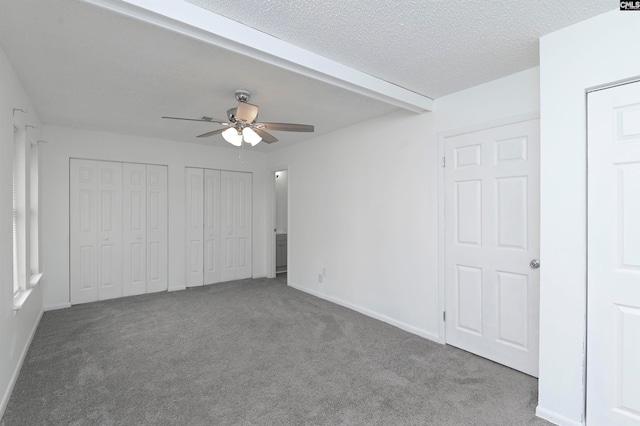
xmin=0 ymin=307 xmax=44 ymax=419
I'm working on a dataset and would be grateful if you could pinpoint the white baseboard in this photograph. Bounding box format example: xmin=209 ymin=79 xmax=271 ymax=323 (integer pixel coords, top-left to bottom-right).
xmin=168 ymin=286 xmax=186 ymax=292
xmin=287 ymin=281 xmax=442 ymax=344
xmin=0 ymin=308 xmax=44 ymax=419
xmin=43 ymin=302 xmax=71 ymax=311
xmin=536 ymin=405 xmax=584 ymax=426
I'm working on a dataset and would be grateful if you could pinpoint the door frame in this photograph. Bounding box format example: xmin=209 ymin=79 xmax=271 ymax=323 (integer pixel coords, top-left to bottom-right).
xmin=267 ymin=165 xmax=289 ymax=279
xmin=585 ymin=77 xmax=640 ymax=425
xmin=437 ymin=111 xmax=540 ymax=345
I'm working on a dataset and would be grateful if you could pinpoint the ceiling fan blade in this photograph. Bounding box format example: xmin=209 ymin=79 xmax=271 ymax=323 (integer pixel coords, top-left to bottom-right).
xmin=235 ymin=102 xmax=259 ymax=123
xmin=252 ymin=128 xmax=278 ymax=144
xmin=197 ymin=128 xmax=227 ymax=138
xmin=162 ymin=116 xmax=230 ymax=125
xmin=254 ymin=122 xmax=314 ymax=132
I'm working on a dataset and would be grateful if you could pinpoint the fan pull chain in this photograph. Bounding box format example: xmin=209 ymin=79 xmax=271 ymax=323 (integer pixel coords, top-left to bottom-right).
xmin=238 ymin=141 xmax=245 ymax=164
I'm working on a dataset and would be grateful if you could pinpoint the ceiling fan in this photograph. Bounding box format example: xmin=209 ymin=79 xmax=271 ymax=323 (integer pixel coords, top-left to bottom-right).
xmin=162 ymin=89 xmax=314 ymax=146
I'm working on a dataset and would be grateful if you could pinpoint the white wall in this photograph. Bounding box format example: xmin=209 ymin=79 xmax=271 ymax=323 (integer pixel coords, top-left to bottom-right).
xmin=537 ymin=10 xmax=640 ymax=426
xmin=266 ymin=67 xmax=540 ymax=342
xmin=40 ymin=126 xmax=268 ymax=310
xmin=434 ymin=68 xmax=540 ymax=132
xmin=0 ymin=46 xmax=44 ymax=417
xmin=267 ymin=109 xmax=440 ymax=338
xmin=275 ymin=170 xmax=288 ymax=234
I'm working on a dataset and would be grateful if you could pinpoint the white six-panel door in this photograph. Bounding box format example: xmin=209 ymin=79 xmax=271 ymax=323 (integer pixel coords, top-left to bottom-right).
xmin=185 ymin=167 xmax=204 ymax=287
xmin=123 ymin=163 xmax=147 ymax=297
xmin=146 ymin=165 xmax=168 ymax=293
xmin=204 ymin=169 xmax=221 ymax=285
xmin=70 ymin=160 xmax=99 ymax=304
xmin=587 ymin=80 xmax=640 ymax=426
xmin=444 ymin=119 xmax=540 ymax=376
xmin=96 ymin=161 xmax=123 ymax=300
xmin=70 ymin=159 xmax=167 ymax=304
xmin=221 ymin=171 xmax=252 ymax=282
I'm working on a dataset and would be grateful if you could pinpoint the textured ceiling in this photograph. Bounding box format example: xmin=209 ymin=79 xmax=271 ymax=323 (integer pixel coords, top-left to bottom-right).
xmin=0 ymin=0 xmax=617 ymax=152
xmin=187 ymin=0 xmax=616 ymax=98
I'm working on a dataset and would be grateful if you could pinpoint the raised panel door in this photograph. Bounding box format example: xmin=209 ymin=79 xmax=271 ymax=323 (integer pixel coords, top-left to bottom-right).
xmin=444 ymin=118 xmax=540 ymax=376
xmin=186 ymin=167 xmax=204 ymax=287
xmin=123 ymin=163 xmax=147 ymax=296
xmin=587 ymin=80 xmax=640 ymax=426
xmin=220 ymin=171 xmax=252 ymax=282
xmin=146 ymin=165 xmax=168 ymax=293
xmin=204 ymin=169 xmax=221 ymax=285
xmin=96 ymin=161 xmax=123 ymax=301
xmin=70 ymin=159 xmax=98 ymax=304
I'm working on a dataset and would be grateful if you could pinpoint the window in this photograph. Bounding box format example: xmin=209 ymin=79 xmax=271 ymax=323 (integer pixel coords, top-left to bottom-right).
xmin=12 ymin=123 xmax=42 ymax=311
xmin=29 ymin=139 xmax=40 ymax=277
xmin=12 ymin=126 xmax=20 ymax=296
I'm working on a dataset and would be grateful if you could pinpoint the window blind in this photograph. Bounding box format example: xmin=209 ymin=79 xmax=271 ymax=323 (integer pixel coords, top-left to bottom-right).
xmin=13 ymin=128 xmax=19 ymax=296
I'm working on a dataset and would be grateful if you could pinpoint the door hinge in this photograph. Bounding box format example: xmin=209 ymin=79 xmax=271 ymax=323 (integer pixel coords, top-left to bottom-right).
xmin=442 ymin=157 xmax=446 ymax=167
xmin=443 ymin=311 xmax=446 ymax=321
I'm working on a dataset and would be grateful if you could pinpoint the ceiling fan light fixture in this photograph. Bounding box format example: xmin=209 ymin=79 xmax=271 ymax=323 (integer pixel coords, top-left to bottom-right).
xmin=242 ymin=127 xmax=262 ymax=146
xmin=222 ymin=127 xmax=242 ymax=146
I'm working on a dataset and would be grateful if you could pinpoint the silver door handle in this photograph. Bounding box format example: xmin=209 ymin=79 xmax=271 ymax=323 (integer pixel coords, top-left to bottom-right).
xmin=530 ymin=259 xmax=540 ymax=269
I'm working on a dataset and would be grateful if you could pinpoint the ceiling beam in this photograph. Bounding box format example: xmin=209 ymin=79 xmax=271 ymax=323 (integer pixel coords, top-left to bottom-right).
xmin=82 ymin=0 xmax=433 ymax=113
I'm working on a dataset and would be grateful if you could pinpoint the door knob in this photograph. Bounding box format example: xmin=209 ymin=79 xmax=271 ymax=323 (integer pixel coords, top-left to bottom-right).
xmin=530 ymin=259 xmax=540 ymax=269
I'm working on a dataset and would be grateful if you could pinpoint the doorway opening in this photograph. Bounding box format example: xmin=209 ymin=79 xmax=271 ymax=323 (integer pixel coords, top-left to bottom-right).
xmin=274 ymin=170 xmax=288 ymax=276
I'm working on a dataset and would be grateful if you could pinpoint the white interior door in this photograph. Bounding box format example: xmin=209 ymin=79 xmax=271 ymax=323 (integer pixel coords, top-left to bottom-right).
xmin=123 ymin=163 xmax=147 ymax=296
xmin=146 ymin=165 xmax=168 ymax=293
xmin=204 ymin=169 xmax=221 ymax=285
xmin=186 ymin=167 xmax=204 ymax=287
xmin=587 ymin=80 xmax=640 ymax=426
xmin=444 ymin=118 xmax=540 ymax=376
xmin=96 ymin=161 xmax=123 ymax=300
xmin=70 ymin=159 xmax=98 ymax=304
xmin=221 ymin=171 xmax=252 ymax=282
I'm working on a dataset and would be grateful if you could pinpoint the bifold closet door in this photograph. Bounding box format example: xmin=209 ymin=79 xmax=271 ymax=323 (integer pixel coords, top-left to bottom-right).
xmin=123 ymin=163 xmax=147 ymax=297
xmin=221 ymin=171 xmax=252 ymax=281
xmin=70 ymin=160 xmax=99 ymax=304
xmin=185 ymin=168 xmax=251 ymax=285
xmin=97 ymin=161 xmax=123 ymax=300
xmin=204 ymin=169 xmax=221 ymax=285
xmin=146 ymin=165 xmax=168 ymax=293
xmin=70 ymin=160 xmax=123 ymax=303
xmin=72 ymin=160 xmax=167 ymax=305
xmin=185 ymin=168 xmax=222 ymax=286
xmin=186 ymin=167 xmax=204 ymax=287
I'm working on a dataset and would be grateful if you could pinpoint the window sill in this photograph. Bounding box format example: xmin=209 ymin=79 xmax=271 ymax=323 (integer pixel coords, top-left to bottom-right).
xmin=13 ymin=288 xmax=33 ymax=313
xmin=30 ymin=272 xmax=43 ymax=287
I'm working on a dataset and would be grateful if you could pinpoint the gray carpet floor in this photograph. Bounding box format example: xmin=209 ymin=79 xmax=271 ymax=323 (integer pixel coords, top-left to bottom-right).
xmin=2 ymin=276 xmax=550 ymax=425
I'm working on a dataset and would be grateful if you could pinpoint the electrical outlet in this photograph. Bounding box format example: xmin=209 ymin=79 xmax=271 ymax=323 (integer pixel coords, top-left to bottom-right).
xmin=318 ymin=274 xmax=323 ymax=283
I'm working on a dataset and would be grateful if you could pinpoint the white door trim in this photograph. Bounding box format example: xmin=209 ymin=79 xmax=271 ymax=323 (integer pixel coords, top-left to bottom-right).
xmin=585 ymin=77 xmax=640 ymax=426
xmin=437 ymin=111 xmax=540 ymax=344
xmin=267 ymin=165 xmax=289 ymax=279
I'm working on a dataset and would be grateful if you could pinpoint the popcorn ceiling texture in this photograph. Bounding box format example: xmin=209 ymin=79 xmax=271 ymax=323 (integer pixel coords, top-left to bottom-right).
xmin=187 ymin=0 xmax=616 ymax=98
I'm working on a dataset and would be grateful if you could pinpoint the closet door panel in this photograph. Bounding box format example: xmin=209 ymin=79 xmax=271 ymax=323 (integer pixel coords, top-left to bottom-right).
xmin=147 ymin=165 xmax=168 ymax=293
xmin=204 ymin=169 xmax=221 ymax=285
xmin=221 ymin=171 xmax=252 ymax=281
xmin=70 ymin=159 xmax=98 ymax=304
xmin=123 ymin=163 xmax=147 ymax=296
xmin=186 ymin=168 xmax=204 ymax=287
xmin=96 ymin=161 xmax=123 ymax=301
